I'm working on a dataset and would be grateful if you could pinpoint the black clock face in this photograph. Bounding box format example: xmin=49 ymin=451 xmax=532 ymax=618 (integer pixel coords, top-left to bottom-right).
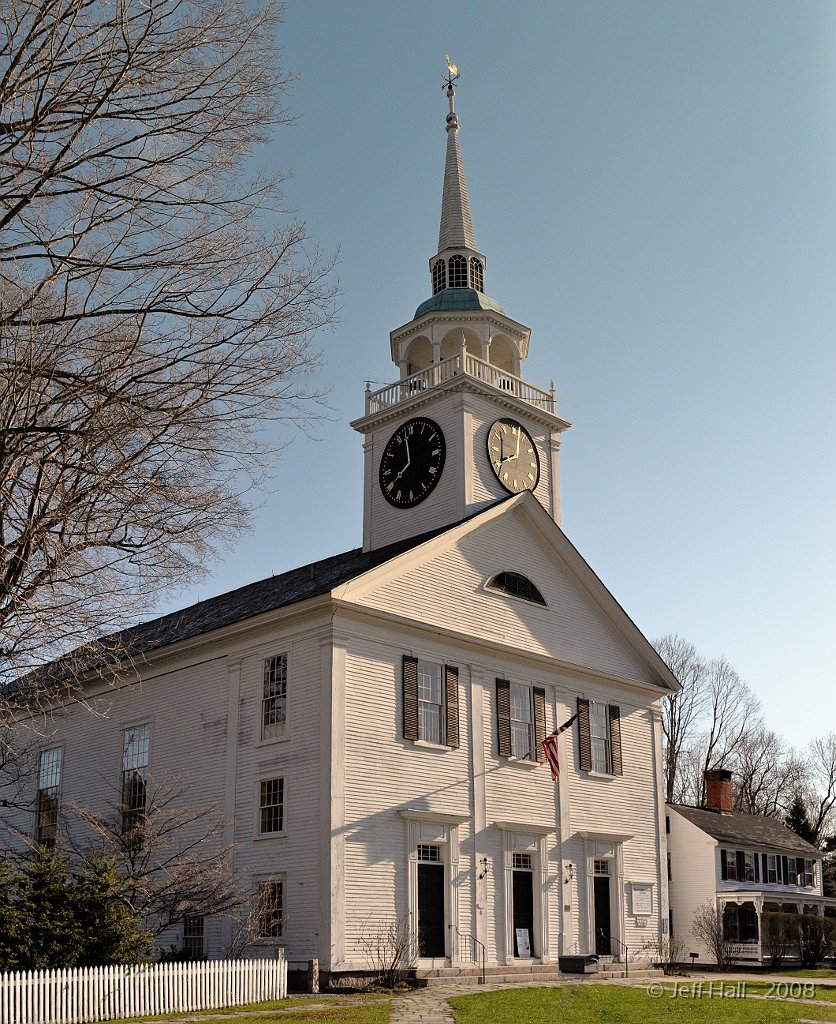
xmin=379 ymin=417 xmax=446 ymax=508
xmin=487 ymin=418 xmax=540 ymax=494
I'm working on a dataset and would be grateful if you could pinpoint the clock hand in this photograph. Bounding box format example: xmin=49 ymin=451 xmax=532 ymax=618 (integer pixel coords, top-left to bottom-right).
xmin=393 ymin=436 xmax=411 ymax=480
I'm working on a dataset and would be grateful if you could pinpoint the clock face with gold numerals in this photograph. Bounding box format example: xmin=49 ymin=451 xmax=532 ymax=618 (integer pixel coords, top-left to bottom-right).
xmin=487 ymin=418 xmax=540 ymax=494
xmin=379 ymin=417 xmax=446 ymax=508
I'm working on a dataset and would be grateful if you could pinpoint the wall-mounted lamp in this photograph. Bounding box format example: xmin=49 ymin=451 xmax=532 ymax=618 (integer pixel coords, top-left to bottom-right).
xmin=477 ymin=857 xmax=489 ymax=880
xmin=564 ymin=862 xmax=576 ymax=884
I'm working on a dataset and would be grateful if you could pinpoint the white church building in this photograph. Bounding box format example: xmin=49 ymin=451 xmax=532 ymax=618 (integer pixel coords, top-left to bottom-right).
xmin=9 ymin=76 xmax=680 ymax=981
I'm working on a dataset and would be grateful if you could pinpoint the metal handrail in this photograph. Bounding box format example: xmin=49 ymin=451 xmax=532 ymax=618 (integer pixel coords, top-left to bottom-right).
xmin=598 ymin=930 xmax=629 ymax=978
xmin=451 ymin=926 xmax=486 ymax=985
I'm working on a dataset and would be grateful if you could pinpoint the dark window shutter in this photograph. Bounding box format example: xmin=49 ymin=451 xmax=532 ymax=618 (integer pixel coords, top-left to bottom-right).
xmin=721 ymin=850 xmax=728 ymax=881
xmin=796 ymin=857 xmax=804 ymax=884
xmin=496 ymin=679 xmax=511 ymax=757
xmin=762 ymin=853 xmax=768 ymax=880
xmin=445 ymin=665 xmax=460 ymax=749
xmin=754 ymin=852 xmax=760 ymax=882
xmin=533 ymin=687 xmax=546 ymax=763
xmin=577 ymin=697 xmax=591 ymax=771
xmin=736 ymin=850 xmax=745 ymax=880
xmin=402 ymin=656 xmax=419 ymax=741
xmin=782 ymin=855 xmax=789 ymax=884
xmin=608 ymin=705 xmax=623 ymax=776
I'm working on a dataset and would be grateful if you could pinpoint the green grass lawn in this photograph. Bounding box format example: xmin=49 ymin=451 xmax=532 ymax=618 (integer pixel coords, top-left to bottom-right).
xmin=448 ymin=984 xmax=836 ymax=1024
xmin=776 ymin=968 xmax=836 ymax=979
xmin=742 ymin=980 xmax=836 ymax=1002
xmin=125 ymin=995 xmax=389 ymax=1023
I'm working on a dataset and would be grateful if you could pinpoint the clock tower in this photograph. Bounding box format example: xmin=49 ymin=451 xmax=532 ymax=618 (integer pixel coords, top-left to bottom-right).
xmin=352 ymin=65 xmax=571 ymax=552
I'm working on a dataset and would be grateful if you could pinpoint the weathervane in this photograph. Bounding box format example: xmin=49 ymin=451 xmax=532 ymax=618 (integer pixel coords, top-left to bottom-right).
xmin=442 ymin=54 xmax=460 ymax=92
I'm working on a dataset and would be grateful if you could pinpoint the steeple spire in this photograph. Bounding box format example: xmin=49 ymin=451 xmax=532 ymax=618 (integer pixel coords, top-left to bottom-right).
xmin=438 ymin=58 xmax=477 ymax=252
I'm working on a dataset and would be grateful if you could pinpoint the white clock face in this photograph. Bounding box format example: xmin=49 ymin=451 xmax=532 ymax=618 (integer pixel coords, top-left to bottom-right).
xmin=487 ymin=418 xmax=540 ymax=494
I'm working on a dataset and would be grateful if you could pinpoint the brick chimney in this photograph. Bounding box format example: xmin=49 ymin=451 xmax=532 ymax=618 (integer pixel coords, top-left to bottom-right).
xmin=704 ymin=769 xmax=733 ymax=814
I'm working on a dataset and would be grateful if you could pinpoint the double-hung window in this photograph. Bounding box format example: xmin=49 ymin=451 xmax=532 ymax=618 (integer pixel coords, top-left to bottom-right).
xmin=36 ymin=747 xmax=62 ymax=848
xmin=257 ymin=880 xmax=284 ymax=937
xmin=510 ymin=683 xmax=534 ymax=759
xmin=496 ymin=679 xmax=545 ymax=763
xmin=804 ymin=859 xmax=815 ymax=887
xmin=576 ymin=698 xmax=623 ymax=776
xmin=121 ymin=724 xmax=149 ymax=835
xmin=262 ymin=654 xmax=288 ymax=740
xmin=743 ymin=851 xmax=756 ymax=882
xmin=259 ymin=778 xmax=285 ymax=836
xmin=767 ymin=854 xmax=778 ymax=884
xmin=402 ymin=656 xmax=460 ymax=748
xmin=182 ymin=916 xmax=204 ymax=959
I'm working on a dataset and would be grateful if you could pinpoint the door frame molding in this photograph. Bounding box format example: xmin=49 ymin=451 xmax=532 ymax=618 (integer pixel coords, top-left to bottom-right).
xmin=399 ymin=809 xmax=468 ymax=964
xmin=496 ymin=822 xmax=555 ymax=965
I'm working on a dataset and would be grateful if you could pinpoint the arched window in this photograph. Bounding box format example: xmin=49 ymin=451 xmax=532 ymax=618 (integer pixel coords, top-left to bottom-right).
xmin=486 ymin=572 xmax=546 ymax=606
xmin=448 ymin=254 xmax=468 ymax=288
xmin=469 ymin=257 xmax=484 ymax=291
xmin=432 ymin=259 xmax=446 ymax=295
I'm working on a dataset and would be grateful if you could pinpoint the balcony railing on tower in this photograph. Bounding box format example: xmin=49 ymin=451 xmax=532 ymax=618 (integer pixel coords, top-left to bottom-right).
xmin=365 ymin=351 xmax=556 ymax=417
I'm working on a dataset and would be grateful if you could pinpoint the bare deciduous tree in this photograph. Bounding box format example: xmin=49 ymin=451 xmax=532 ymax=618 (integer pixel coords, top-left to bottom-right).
xmin=691 ymin=902 xmax=739 ymax=968
xmin=68 ymin=776 xmax=246 ymax=936
xmin=359 ymin=916 xmax=420 ymax=989
xmin=0 ymin=0 xmax=335 ymax=699
xmin=655 ymin=634 xmax=708 ymax=802
xmin=732 ymin=727 xmax=803 ymax=818
xmin=804 ymin=733 xmax=836 ymax=846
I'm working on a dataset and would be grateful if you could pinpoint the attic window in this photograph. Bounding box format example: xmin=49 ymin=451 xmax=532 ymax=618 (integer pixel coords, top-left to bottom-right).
xmin=487 ymin=571 xmax=546 ymax=606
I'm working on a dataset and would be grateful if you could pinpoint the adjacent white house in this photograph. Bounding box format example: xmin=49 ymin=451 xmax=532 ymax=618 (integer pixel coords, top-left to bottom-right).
xmin=667 ymin=769 xmax=834 ymax=965
xmin=5 ymin=78 xmax=680 ymax=981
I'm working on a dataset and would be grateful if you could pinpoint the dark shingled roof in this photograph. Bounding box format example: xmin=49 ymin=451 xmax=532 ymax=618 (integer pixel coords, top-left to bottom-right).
xmin=669 ymin=804 xmax=821 ymax=857
xmin=108 ymin=523 xmax=458 ymax=661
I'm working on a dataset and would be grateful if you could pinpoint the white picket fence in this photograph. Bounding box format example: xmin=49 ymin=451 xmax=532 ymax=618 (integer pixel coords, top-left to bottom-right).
xmin=0 ymin=957 xmax=287 ymax=1024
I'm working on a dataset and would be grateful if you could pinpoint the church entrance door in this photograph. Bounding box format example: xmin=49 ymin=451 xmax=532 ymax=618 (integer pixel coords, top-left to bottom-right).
xmin=512 ymin=869 xmax=534 ymax=957
xmin=417 ymin=862 xmax=445 ymax=957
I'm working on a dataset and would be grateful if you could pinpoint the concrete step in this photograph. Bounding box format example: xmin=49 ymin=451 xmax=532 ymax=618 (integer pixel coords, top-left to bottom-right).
xmin=417 ymin=965 xmax=665 ymax=987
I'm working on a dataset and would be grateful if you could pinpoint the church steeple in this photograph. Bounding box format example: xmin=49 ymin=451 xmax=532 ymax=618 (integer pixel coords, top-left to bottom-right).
xmin=428 ymin=59 xmax=487 ymax=298
xmin=438 ymin=71 xmax=476 ymax=252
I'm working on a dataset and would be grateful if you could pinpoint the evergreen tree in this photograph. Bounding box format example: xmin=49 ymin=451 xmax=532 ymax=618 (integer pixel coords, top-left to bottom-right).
xmin=73 ymin=858 xmax=151 ymax=966
xmin=785 ymin=794 xmax=818 ymax=845
xmin=17 ymin=854 xmax=83 ymax=968
xmin=0 ymin=860 xmax=25 ymax=970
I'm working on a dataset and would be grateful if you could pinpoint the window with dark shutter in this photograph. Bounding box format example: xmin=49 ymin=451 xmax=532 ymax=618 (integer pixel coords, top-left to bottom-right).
xmin=762 ymin=853 xmax=768 ymax=881
xmin=402 ymin=656 xmax=419 ymax=741
xmin=608 ymin=705 xmax=623 ymax=776
xmin=736 ymin=850 xmax=745 ymax=880
xmin=754 ymin=852 xmax=760 ymax=882
xmin=496 ymin=679 xmax=512 ymax=757
xmin=533 ymin=687 xmax=546 ymax=764
xmin=445 ymin=665 xmax=460 ymax=750
xmin=577 ymin=698 xmax=591 ymax=772
xmin=782 ymin=855 xmax=789 ymax=884
xmin=721 ymin=849 xmax=728 ymax=881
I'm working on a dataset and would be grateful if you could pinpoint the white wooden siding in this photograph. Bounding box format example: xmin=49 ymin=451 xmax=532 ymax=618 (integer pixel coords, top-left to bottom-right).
xmin=666 ymin=809 xmax=720 ymax=962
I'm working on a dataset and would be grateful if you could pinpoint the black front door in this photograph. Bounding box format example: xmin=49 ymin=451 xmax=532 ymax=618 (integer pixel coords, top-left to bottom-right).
xmin=512 ymin=870 xmax=534 ymax=957
xmin=594 ymin=875 xmax=611 ymax=954
xmin=417 ymin=863 xmax=445 ymax=957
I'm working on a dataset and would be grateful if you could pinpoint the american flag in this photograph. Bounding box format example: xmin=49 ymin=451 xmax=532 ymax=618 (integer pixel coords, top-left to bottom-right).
xmin=542 ymin=713 xmax=579 ymax=781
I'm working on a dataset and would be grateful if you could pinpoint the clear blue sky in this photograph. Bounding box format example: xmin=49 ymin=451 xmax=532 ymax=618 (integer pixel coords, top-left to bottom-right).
xmin=159 ymin=0 xmax=836 ymax=749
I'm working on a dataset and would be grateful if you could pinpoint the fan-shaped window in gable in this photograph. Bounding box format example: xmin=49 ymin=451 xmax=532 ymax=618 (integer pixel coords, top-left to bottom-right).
xmin=432 ymin=259 xmax=447 ymax=295
xmin=448 ymin=254 xmax=467 ymax=288
xmin=486 ymin=571 xmax=546 ymax=606
xmin=469 ymin=257 xmax=484 ymax=291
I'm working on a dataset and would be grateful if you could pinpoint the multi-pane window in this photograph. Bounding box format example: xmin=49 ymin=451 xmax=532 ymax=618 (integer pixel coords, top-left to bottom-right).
xmin=121 ymin=724 xmax=149 ymax=835
xmin=418 ymin=844 xmax=441 ymax=862
xmin=469 ymin=257 xmax=484 ymax=291
xmin=723 ymin=849 xmax=737 ymax=880
xmin=257 ymin=880 xmax=283 ymax=937
xmin=512 ymin=852 xmax=532 ymax=870
xmin=432 ymin=259 xmax=446 ymax=294
xmin=804 ymin=859 xmax=815 ymax=887
xmin=448 ymin=254 xmax=467 ymax=287
xmin=182 ymin=916 xmax=204 ymax=959
xmin=510 ymin=683 xmax=533 ymax=759
xmin=589 ymin=702 xmax=611 ymax=773
xmin=767 ymin=854 xmax=778 ymax=884
xmin=262 ymin=654 xmax=287 ymax=740
xmin=486 ymin=572 xmax=546 ymax=606
xmin=418 ymin=661 xmax=444 ymax=744
xmin=259 ymin=778 xmax=285 ymax=835
xmin=743 ymin=851 xmax=756 ymax=882
xmin=36 ymin=747 xmax=62 ymax=848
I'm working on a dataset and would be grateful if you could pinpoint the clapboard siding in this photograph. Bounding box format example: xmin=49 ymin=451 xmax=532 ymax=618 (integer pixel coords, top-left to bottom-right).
xmin=666 ymin=810 xmax=719 ymax=961
xmin=354 ymin=510 xmax=652 ymax=684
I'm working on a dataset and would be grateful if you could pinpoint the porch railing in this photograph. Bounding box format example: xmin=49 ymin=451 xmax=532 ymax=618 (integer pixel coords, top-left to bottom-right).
xmin=365 ymin=353 xmax=556 ymax=417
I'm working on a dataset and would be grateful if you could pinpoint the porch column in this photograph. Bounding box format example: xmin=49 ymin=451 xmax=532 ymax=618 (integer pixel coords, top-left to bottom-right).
xmin=755 ymin=895 xmax=763 ymax=965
